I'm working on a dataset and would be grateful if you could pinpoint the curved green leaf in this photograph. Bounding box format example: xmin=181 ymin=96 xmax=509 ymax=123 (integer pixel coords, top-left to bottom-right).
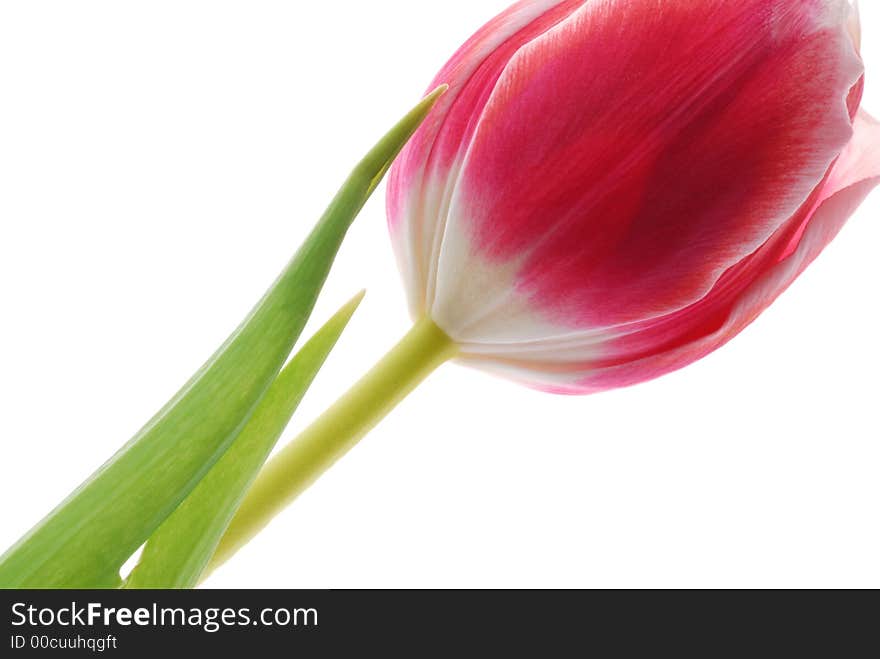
xmin=0 ymin=87 xmax=446 ymax=588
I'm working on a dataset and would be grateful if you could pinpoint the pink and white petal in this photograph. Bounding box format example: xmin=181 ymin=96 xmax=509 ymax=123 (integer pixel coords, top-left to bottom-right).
xmin=452 ymin=109 xmax=880 ymax=393
xmin=571 ymin=109 xmax=880 ymax=393
xmin=847 ymin=0 xmax=861 ymax=53
xmin=433 ymin=0 xmax=862 ymax=340
xmin=387 ymin=0 xmax=582 ymax=318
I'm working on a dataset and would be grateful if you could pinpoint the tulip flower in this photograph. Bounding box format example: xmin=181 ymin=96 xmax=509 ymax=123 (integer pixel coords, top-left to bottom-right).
xmin=389 ymin=0 xmax=877 ymax=393
xmin=210 ymin=0 xmax=879 ymax=569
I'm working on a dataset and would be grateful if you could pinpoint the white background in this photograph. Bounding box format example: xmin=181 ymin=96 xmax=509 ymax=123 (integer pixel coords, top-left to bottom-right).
xmin=0 ymin=1 xmax=877 ymax=589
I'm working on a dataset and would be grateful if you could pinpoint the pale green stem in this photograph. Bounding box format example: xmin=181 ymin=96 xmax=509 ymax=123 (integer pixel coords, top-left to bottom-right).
xmin=203 ymin=317 xmax=458 ymax=579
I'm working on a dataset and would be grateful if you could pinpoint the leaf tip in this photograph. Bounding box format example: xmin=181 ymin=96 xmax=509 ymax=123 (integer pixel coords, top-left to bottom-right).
xmin=336 ymin=289 xmax=366 ymax=324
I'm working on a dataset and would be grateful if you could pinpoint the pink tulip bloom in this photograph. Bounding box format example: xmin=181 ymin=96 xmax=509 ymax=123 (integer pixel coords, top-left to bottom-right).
xmin=388 ymin=0 xmax=879 ymax=394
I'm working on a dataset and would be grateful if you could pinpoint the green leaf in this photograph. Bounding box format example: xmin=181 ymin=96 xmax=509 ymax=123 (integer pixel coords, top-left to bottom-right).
xmin=123 ymin=292 xmax=364 ymax=589
xmin=0 ymin=87 xmax=447 ymax=588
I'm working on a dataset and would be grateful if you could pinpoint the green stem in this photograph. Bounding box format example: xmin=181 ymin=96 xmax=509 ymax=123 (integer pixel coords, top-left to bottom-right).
xmin=204 ymin=316 xmax=458 ymax=578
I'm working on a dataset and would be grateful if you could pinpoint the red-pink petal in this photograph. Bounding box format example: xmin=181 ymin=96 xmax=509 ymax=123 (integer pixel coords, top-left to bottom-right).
xmin=387 ymin=1 xmax=583 ymax=316
xmin=450 ymin=0 xmax=861 ymax=328
xmin=574 ymin=109 xmax=880 ymax=393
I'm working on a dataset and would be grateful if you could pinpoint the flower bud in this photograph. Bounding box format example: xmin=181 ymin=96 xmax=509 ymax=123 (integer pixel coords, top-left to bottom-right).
xmin=388 ymin=0 xmax=878 ymax=393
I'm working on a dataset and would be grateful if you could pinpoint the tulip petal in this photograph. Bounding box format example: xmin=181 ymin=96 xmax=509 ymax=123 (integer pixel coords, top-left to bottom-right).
xmin=388 ymin=0 xmax=584 ymax=317
xmin=432 ymin=0 xmax=862 ymax=341
xmin=847 ymin=0 xmax=861 ymax=53
xmin=467 ymin=110 xmax=880 ymax=393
